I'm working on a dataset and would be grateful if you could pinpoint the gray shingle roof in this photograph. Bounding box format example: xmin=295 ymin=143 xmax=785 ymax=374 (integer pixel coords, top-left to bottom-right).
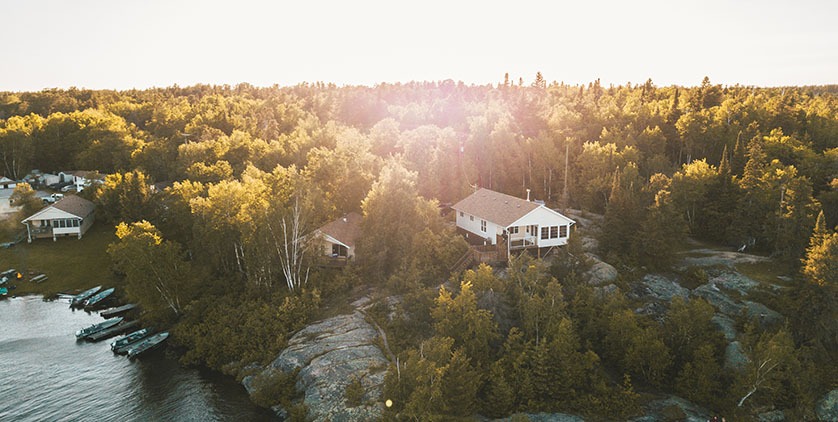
xmin=318 ymin=212 xmax=362 ymax=247
xmin=52 ymin=195 xmax=95 ymax=218
xmin=452 ymin=188 xmax=540 ymax=227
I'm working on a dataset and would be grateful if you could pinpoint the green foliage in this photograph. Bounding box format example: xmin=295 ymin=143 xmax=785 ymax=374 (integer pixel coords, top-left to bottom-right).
xmin=108 ymin=220 xmax=197 ymax=322
xmin=344 ymin=376 xmax=366 ymax=407
xmin=9 ymin=182 xmax=42 ymax=216
xmin=94 ymin=170 xmax=153 ymax=223
xmin=249 ymin=368 xmax=301 ymax=409
xmin=174 ymin=289 xmax=319 ymax=371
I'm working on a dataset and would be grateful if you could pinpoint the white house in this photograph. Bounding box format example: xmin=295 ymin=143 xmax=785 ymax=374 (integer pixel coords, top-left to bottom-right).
xmin=452 ymin=188 xmax=575 ymax=258
xmin=21 ymin=195 xmax=96 ymax=242
xmin=0 ymin=176 xmax=16 ymax=189
xmin=315 ymin=212 xmax=362 ymax=265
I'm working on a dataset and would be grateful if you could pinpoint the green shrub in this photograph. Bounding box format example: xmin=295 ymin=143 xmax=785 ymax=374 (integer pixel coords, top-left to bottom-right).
xmin=344 ymin=377 xmax=366 ymax=407
xmin=249 ymin=368 xmax=300 ymax=408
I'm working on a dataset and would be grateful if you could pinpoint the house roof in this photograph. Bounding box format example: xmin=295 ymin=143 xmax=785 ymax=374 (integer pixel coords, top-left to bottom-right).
xmin=23 ymin=195 xmax=95 ymax=222
xmin=318 ymin=212 xmax=362 ymax=248
xmin=452 ymin=188 xmax=541 ymax=227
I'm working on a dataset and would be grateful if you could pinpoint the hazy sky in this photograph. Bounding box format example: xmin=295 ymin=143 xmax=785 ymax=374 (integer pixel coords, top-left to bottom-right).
xmin=2 ymin=0 xmax=836 ymax=91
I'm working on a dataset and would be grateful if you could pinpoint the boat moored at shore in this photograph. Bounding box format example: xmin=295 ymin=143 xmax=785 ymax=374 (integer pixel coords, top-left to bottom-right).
xmin=111 ymin=328 xmax=151 ymax=354
xmin=70 ymin=286 xmax=102 ymax=308
xmin=75 ymin=317 xmax=123 ymax=339
xmin=127 ymin=332 xmax=169 ymax=359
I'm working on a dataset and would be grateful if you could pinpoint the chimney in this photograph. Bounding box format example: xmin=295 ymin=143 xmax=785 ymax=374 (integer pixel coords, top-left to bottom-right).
xmin=342 ymin=214 xmax=347 ymax=223
xmin=526 ymin=189 xmax=531 ymax=201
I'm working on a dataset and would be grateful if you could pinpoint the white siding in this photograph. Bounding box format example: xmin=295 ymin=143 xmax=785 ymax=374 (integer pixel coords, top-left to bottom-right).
xmin=509 ymin=206 xmax=574 ymax=247
xmin=455 ymin=211 xmax=501 ymax=245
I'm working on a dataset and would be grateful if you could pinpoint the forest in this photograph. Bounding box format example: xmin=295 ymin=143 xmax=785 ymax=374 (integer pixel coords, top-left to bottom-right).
xmin=1 ymin=76 xmax=836 ymax=419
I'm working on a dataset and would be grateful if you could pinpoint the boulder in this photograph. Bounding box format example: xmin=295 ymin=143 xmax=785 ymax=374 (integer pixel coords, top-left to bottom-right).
xmin=816 ymin=389 xmax=838 ymax=422
xmin=585 ymin=254 xmax=618 ymax=286
xmin=263 ymin=310 xmax=389 ymax=421
xmin=724 ymin=341 xmax=749 ymax=371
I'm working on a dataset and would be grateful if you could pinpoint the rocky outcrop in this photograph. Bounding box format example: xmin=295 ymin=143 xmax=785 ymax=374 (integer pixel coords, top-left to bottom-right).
xmin=724 ymin=341 xmax=749 ymax=371
xmin=711 ymin=314 xmax=737 ymax=341
xmin=635 ymin=274 xmax=689 ymax=302
xmin=495 ymin=413 xmax=584 ymax=422
xmin=816 ymin=389 xmax=838 ymax=421
xmin=631 ymin=395 xmax=713 ymax=422
xmin=757 ymin=410 xmax=785 ymax=422
xmin=246 ymin=300 xmax=389 ymax=421
xmin=585 ymin=253 xmax=618 ymax=286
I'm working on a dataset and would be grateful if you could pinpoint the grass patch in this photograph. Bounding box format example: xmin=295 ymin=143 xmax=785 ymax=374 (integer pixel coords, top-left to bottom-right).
xmin=0 ymin=222 xmax=119 ymax=297
xmin=735 ymin=260 xmax=795 ymax=287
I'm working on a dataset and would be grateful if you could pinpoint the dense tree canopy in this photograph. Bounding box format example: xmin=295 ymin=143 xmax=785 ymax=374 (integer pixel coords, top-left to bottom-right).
xmin=2 ymin=77 xmax=836 ymax=419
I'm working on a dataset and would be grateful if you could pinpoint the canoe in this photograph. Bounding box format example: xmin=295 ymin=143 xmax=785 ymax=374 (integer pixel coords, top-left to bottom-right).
xmin=31 ymin=274 xmax=48 ymax=283
xmin=111 ymin=328 xmax=151 ymax=353
xmin=127 ymin=332 xmax=169 ymax=359
xmin=0 ymin=287 xmax=7 ymax=296
xmin=83 ymin=288 xmax=115 ymax=309
xmin=75 ymin=317 xmax=123 ymax=339
xmin=70 ymin=285 xmax=102 ymax=307
xmin=85 ymin=320 xmax=140 ymax=342
xmin=100 ymin=303 xmax=137 ymax=318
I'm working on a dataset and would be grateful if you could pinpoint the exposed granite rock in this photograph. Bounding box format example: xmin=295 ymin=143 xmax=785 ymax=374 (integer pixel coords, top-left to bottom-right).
xmin=631 ymin=395 xmax=713 ymax=422
xmin=635 ymin=274 xmax=689 ymax=302
xmin=711 ymin=314 xmax=737 ymax=341
xmin=724 ymin=341 xmax=749 ymax=371
xmin=816 ymin=389 xmax=838 ymax=422
xmin=741 ymin=301 xmax=783 ymax=326
xmin=692 ymin=283 xmax=742 ymax=316
xmin=253 ymin=309 xmax=388 ymax=421
xmin=494 ymin=413 xmax=585 ymax=422
xmin=585 ymin=253 xmax=618 ymax=286
xmin=709 ymin=271 xmax=760 ymax=295
xmin=757 ymin=410 xmax=785 ymax=422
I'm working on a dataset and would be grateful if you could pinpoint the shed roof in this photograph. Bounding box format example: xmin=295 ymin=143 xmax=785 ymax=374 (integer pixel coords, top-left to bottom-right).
xmin=318 ymin=212 xmax=362 ymax=248
xmin=452 ymin=188 xmax=540 ymax=227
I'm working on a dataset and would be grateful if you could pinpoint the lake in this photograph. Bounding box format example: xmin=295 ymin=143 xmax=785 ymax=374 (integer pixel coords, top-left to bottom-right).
xmin=0 ymin=295 xmax=275 ymax=421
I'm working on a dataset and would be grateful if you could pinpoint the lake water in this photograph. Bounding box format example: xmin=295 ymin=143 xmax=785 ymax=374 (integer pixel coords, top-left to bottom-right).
xmin=0 ymin=296 xmax=276 ymax=421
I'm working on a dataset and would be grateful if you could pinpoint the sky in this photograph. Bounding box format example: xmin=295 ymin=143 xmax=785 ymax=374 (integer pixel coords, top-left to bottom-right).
xmin=1 ymin=0 xmax=836 ymax=91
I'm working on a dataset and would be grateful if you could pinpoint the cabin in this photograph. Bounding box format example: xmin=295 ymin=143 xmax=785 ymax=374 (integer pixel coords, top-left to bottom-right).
xmin=315 ymin=212 xmax=362 ymax=266
xmin=0 ymin=176 xmax=16 ymax=189
xmin=452 ymin=188 xmax=575 ymax=261
xmin=21 ymin=195 xmax=96 ymax=242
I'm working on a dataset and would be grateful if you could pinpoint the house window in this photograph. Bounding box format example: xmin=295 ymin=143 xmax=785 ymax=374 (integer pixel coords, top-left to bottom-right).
xmin=331 ymin=244 xmax=348 ymax=257
xmin=550 ymin=226 xmax=558 ymax=239
xmin=508 ymin=226 xmax=518 ymax=234
xmin=559 ymin=225 xmax=568 ymax=238
xmin=480 ymin=220 xmax=487 ymax=232
xmin=470 ymin=215 xmax=474 ymax=222
xmin=459 ymin=211 xmax=464 ymax=217
xmin=541 ymin=227 xmax=549 ymax=240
